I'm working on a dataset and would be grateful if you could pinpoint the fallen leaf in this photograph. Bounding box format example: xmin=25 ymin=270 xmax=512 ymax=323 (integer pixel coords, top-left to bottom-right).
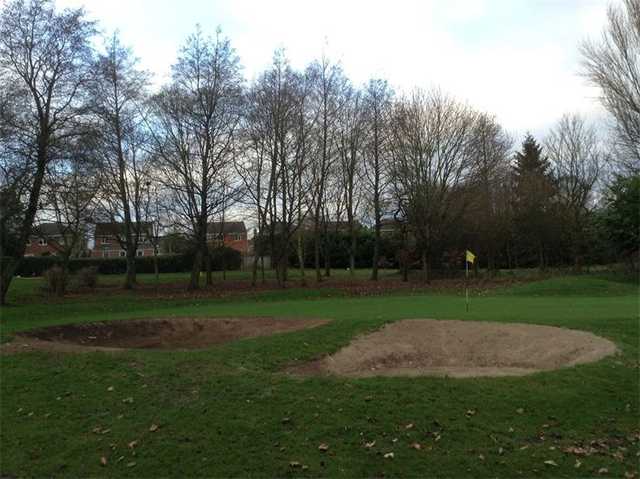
xmin=122 ymin=397 xmax=133 ymax=404
xmin=574 ymin=459 xmax=582 ymax=468
xmin=544 ymin=460 xmax=558 ymax=467
xmin=100 ymin=456 xmax=107 ymax=466
xmin=516 ymin=408 xmax=524 ymax=414
xmin=478 ymin=454 xmax=485 ymax=461
xmin=127 ymin=440 xmax=138 ymax=449
xmin=364 ymin=441 xmax=376 ymax=449
xmin=410 ymin=442 xmax=422 ymax=450
xmin=498 ymin=447 xmax=504 ymax=455
xmin=107 ymin=386 xmax=114 ymax=392
xmin=405 ymin=423 xmax=414 ymax=429
xmin=465 ymin=409 xmax=476 ymax=417
xmin=598 ymin=468 xmax=609 ymax=475
xmin=318 ymin=443 xmax=329 ymax=452
xmin=384 ymin=452 xmax=394 ymax=459
xmin=289 ymin=461 xmax=301 ymax=468
xmin=149 ymin=424 xmax=159 ymax=432
xmin=126 ymin=462 xmax=136 ymax=468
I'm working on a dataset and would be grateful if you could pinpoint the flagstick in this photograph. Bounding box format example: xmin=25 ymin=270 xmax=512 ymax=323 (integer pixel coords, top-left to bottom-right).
xmin=465 ymin=259 xmax=469 ymax=312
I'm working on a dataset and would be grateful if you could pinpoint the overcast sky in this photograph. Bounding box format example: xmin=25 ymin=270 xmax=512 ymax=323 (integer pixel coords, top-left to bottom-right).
xmin=57 ymin=0 xmax=611 ymax=139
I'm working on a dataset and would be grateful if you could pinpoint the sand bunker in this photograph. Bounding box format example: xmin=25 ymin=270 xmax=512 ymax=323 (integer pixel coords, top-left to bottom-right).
xmin=289 ymin=319 xmax=617 ymax=378
xmin=3 ymin=317 xmax=329 ymax=353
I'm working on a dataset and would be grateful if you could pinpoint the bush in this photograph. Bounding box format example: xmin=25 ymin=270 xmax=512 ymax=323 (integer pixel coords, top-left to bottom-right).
xmin=14 ymin=251 xmax=242 ymax=277
xmin=72 ymin=266 xmax=98 ymax=289
xmin=209 ymin=246 xmax=242 ymax=271
xmin=42 ymin=266 xmax=68 ymax=296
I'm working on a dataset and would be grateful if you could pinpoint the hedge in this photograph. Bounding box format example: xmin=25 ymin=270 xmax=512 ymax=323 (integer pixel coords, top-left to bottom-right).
xmin=14 ymin=247 xmax=241 ymax=277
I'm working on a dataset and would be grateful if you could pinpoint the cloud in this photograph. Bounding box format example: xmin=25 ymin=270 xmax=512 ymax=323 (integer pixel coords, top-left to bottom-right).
xmin=56 ymin=0 xmax=610 ymax=135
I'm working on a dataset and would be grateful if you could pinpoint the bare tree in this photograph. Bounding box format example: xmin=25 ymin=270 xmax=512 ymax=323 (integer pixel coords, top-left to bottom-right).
xmin=151 ymin=27 xmax=243 ymax=290
xmin=390 ymin=89 xmax=477 ymax=281
xmin=581 ymin=0 xmax=640 ymax=174
xmin=546 ymin=114 xmax=602 ymax=269
xmin=337 ymin=85 xmax=365 ymax=276
xmin=362 ymin=79 xmax=394 ymax=280
xmin=467 ymin=113 xmax=513 ymax=273
xmin=42 ymin=135 xmax=102 ymax=281
xmin=0 ymin=0 xmax=94 ymax=304
xmin=91 ymin=32 xmax=151 ymax=289
xmin=239 ymin=50 xmax=309 ymax=287
xmin=306 ymin=56 xmax=348 ymax=282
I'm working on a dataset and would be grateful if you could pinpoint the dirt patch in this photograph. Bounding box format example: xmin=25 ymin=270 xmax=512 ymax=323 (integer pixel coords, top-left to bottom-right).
xmin=2 ymin=317 xmax=329 ymax=354
xmin=288 ymin=319 xmax=617 ymax=378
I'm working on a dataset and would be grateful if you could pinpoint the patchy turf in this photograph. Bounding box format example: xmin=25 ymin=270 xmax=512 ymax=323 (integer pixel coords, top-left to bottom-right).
xmin=3 ymin=317 xmax=329 ymax=352
xmin=0 ymin=273 xmax=638 ymax=477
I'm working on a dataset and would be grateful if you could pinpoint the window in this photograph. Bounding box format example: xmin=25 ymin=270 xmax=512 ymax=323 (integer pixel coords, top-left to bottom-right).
xmin=26 ymin=238 xmax=31 ymax=246
xmin=230 ymin=233 xmax=242 ymax=241
xmin=102 ymin=237 xmax=110 ymax=245
xmin=137 ymin=250 xmax=143 ymax=257
xmin=119 ymin=250 xmax=126 ymax=257
xmin=38 ymin=238 xmax=47 ymax=246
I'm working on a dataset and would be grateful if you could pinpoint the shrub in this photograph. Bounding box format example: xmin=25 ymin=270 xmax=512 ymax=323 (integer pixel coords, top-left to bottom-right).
xmin=73 ymin=266 xmax=98 ymax=289
xmin=14 ymin=251 xmax=243 ymax=277
xmin=42 ymin=266 xmax=68 ymax=296
xmin=209 ymin=246 xmax=242 ymax=271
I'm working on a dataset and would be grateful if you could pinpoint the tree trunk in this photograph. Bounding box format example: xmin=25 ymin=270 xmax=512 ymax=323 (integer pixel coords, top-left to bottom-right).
xmin=189 ymin=247 xmax=203 ymax=290
xmin=251 ymin=252 xmax=259 ymax=287
xmin=421 ymin=250 xmax=429 ymax=283
xmin=205 ymin=248 xmax=212 ymax=286
xmin=297 ymin=229 xmax=306 ymax=286
xmin=371 ymin=220 xmax=381 ymax=281
xmin=124 ymin=248 xmax=136 ymax=290
xmin=314 ymin=224 xmax=322 ymax=282
xmin=153 ymin=250 xmax=159 ymax=293
xmin=0 ymin=258 xmax=19 ymax=305
xmin=349 ymin=227 xmax=356 ymax=277
xmin=1 ymin=137 xmax=50 ymax=304
xmin=324 ymin=233 xmax=331 ymax=277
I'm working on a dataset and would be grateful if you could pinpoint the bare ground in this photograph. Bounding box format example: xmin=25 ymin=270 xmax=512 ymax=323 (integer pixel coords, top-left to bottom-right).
xmin=1 ymin=317 xmax=329 ymax=354
xmin=287 ymin=319 xmax=618 ymax=378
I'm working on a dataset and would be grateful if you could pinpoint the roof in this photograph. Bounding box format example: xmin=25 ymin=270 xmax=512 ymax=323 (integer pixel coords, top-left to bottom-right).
xmin=31 ymin=223 xmax=64 ymax=237
xmin=95 ymin=222 xmax=152 ymax=237
xmin=207 ymin=221 xmax=247 ymax=234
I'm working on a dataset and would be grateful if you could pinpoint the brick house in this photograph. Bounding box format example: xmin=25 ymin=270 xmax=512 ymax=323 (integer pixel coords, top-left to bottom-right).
xmin=206 ymin=221 xmax=248 ymax=254
xmin=92 ymin=222 xmax=156 ymax=258
xmin=25 ymin=223 xmax=88 ymax=257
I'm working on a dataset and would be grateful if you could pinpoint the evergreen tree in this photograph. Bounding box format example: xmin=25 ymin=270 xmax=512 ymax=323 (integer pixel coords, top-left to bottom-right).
xmin=602 ymin=174 xmax=640 ymax=270
xmin=512 ymin=134 xmax=558 ymax=269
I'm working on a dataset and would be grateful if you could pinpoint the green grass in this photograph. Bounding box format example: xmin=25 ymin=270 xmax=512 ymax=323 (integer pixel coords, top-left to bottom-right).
xmin=1 ymin=274 xmax=638 ymax=477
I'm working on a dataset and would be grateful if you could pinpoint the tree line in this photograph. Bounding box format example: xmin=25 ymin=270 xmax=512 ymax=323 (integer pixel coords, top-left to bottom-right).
xmin=1 ymin=0 xmax=638 ymax=304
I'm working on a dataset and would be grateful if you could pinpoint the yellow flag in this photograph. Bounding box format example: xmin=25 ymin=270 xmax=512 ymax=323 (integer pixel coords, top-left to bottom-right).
xmin=465 ymin=250 xmax=476 ymax=264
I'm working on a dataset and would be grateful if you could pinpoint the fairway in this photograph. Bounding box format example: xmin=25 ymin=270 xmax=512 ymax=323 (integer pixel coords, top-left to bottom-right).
xmin=1 ymin=273 xmax=638 ymax=477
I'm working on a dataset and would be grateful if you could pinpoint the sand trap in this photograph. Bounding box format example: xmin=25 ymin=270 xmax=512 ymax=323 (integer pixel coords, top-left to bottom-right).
xmin=3 ymin=317 xmax=329 ymax=353
xmin=289 ymin=319 xmax=617 ymax=378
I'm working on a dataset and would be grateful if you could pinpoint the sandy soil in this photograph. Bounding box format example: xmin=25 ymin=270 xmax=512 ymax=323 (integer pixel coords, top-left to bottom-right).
xmin=288 ymin=319 xmax=618 ymax=378
xmin=1 ymin=317 xmax=329 ymax=354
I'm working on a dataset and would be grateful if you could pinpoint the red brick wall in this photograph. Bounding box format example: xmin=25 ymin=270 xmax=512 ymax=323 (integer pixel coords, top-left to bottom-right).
xmin=224 ymin=234 xmax=248 ymax=254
